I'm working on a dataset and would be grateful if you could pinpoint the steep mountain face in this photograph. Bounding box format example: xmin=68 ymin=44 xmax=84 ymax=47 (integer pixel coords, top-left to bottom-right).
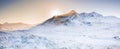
xmin=0 ymin=11 xmax=120 ymax=49
xmin=41 ymin=10 xmax=77 ymax=25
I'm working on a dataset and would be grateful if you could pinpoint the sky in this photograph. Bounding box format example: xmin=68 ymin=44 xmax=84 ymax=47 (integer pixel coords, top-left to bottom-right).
xmin=0 ymin=0 xmax=120 ymax=24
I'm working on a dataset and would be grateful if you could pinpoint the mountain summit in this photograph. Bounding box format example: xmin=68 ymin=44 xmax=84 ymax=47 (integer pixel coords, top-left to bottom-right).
xmin=41 ymin=10 xmax=78 ymax=25
xmin=57 ymin=10 xmax=77 ymax=17
xmin=53 ymin=10 xmax=77 ymax=20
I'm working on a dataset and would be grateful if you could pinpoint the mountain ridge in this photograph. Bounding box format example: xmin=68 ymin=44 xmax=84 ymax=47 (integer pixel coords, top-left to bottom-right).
xmin=41 ymin=11 xmax=107 ymax=26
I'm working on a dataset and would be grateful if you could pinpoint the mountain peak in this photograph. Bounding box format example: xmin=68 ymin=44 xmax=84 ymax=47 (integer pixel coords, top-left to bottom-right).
xmin=56 ymin=10 xmax=77 ymax=17
xmin=69 ymin=10 xmax=77 ymax=14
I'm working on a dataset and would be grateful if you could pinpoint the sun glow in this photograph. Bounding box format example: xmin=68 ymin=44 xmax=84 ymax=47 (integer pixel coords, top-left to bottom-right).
xmin=50 ymin=9 xmax=62 ymax=17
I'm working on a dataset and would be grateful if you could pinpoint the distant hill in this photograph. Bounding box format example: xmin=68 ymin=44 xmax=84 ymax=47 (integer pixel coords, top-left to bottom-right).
xmin=0 ymin=22 xmax=32 ymax=31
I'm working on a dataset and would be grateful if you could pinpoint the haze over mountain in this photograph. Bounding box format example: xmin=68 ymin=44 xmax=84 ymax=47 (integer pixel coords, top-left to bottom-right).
xmin=0 ymin=22 xmax=32 ymax=31
xmin=0 ymin=11 xmax=120 ymax=49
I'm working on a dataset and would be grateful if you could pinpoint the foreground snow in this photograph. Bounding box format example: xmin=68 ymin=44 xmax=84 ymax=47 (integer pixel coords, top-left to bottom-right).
xmin=0 ymin=12 xmax=120 ymax=49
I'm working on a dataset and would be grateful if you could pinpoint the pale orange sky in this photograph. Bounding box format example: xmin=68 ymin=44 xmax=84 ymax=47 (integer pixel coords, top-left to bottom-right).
xmin=0 ymin=1 xmax=70 ymax=24
xmin=0 ymin=0 xmax=120 ymax=24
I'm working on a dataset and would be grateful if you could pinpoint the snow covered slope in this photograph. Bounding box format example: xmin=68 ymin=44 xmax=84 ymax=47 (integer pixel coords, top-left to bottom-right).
xmin=0 ymin=11 xmax=120 ymax=49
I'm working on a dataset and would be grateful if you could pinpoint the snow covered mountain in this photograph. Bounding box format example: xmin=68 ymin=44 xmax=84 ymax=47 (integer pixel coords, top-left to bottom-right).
xmin=41 ymin=10 xmax=120 ymax=26
xmin=0 ymin=10 xmax=120 ymax=49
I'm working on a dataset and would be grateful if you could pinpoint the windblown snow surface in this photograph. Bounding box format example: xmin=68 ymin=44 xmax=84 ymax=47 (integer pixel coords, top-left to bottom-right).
xmin=0 ymin=12 xmax=120 ymax=49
